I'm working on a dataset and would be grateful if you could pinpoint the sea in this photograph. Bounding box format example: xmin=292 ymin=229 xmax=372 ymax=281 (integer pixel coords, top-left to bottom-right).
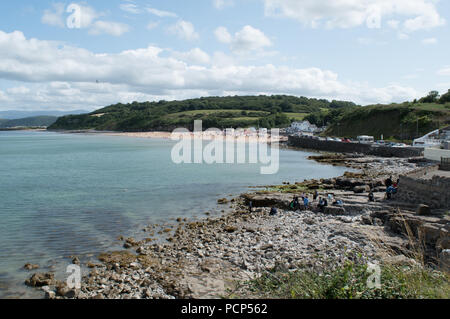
xmin=0 ymin=130 xmax=350 ymax=298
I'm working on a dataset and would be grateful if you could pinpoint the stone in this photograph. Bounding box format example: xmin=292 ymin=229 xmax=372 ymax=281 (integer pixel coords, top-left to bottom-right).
xmin=224 ymin=226 xmax=238 ymax=233
xmin=439 ymin=249 xmax=450 ymax=273
xmin=217 ymin=198 xmax=229 ymax=204
xmin=353 ymin=185 xmax=370 ymax=193
xmin=72 ymin=257 xmax=80 ymax=265
xmin=23 ymin=263 xmax=39 ymax=270
xmin=25 ymin=273 xmax=55 ymax=287
xmin=417 ymin=204 xmax=431 ymax=216
xmin=361 ymin=215 xmax=373 ymax=225
xmin=323 ymin=206 xmax=346 ymax=216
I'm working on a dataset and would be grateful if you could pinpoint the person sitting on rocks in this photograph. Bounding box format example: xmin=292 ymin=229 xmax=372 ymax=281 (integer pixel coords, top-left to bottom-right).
xmin=248 ymin=200 xmax=253 ymax=213
xmin=385 ymin=185 xmax=397 ymax=200
xmin=270 ymin=207 xmax=278 ymax=216
xmin=317 ymin=197 xmax=328 ymax=212
xmin=290 ymin=196 xmax=299 ymax=210
xmin=385 ymin=176 xmax=393 ymax=188
xmin=368 ymin=191 xmax=375 ymax=202
xmin=333 ymin=199 xmax=343 ymax=206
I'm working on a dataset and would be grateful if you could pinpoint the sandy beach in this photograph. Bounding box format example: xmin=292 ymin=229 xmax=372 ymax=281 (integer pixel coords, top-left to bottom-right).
xmin=102 ymin=131 xmax=288 ymax=143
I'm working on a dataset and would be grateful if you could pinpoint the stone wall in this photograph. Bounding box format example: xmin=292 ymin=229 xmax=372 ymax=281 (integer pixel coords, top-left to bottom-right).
xmin=397 ymin=175 xmax=450 ymax=209
xmin=288 ymin=136 xmax=424 ymax=158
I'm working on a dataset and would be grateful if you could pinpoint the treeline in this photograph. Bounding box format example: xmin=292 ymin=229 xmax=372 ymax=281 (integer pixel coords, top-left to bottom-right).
xmin=49 ymin=95 xmax=357 ymax=131
xmin=0 ymin=116 xmax=57 ymax=128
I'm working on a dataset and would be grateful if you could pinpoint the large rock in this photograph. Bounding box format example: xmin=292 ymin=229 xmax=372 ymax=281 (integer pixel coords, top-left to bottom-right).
xmin=417 ymin=204 xmax=431 ymax=216
xmin=241 ymin=193 xmax=290 ymax=209
xmin=25 ymin=273 xmax=55 ymax=287
xmin=323 ymin=206 xmax=346 ymax=216
xmin=439 ymin=249 xmax=450 ymax=273
xmin=353 ymin=185 xmax=370 ymax=193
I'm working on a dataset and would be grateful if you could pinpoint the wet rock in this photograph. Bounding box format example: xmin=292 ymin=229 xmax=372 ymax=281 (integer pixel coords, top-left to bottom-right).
xmin=72 ymin=257 xmax=80 ymax=265
xmin=218 ymin=198 xmax=229 ymax=204
xmin=23 ymin=263 xmax=39 ymax=271
xmin=25 ymin=273 xmax=55 ymax=287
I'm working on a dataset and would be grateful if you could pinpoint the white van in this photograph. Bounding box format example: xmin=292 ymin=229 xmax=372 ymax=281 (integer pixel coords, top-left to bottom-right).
xmin=357 ymin=135 xmax=374 ymax=144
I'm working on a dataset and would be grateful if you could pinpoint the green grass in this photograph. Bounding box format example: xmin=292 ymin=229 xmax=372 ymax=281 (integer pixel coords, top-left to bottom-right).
xmin=237 ymin=259 xmax=450 ymax=299
xmin=284 ymin=112 xmax=308 ymax=121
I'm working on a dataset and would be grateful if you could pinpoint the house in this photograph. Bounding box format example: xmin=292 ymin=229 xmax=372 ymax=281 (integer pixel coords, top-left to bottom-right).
xmin=286 ymin=121 xmax=320 ymax=135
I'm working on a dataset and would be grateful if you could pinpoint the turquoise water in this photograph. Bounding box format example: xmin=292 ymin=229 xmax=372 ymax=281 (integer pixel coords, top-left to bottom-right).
xmin=0 ymin=131 xmax=349 ymax=298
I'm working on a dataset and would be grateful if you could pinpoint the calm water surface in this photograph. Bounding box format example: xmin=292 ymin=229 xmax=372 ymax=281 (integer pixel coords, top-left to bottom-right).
xmin=0 ymin=131 xmax=350 ymax=298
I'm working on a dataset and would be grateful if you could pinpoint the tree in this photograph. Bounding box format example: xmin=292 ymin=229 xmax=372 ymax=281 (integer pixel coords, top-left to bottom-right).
xmin=438 ymin=89 xmax=450 ymax=104
xmin=419 ymin=91 xmax=440 ymax=103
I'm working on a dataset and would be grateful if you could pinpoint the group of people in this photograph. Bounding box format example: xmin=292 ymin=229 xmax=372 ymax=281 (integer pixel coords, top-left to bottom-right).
xmin=288 ymin=191 xmax=343 ymax=213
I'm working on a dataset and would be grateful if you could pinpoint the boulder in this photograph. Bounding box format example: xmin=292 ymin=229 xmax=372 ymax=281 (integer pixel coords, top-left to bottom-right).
xmin=25 ymin=273 xmax=55 ymax=287
xmin=23 ymin=263 xmax=39 ymax=271
xmin=323 ymin=206 xmax=346 ymax=216
xmin=353 ymin=185 xmax=370 ymax=193
xmin=417 ymin=204 xmax=431 ymax=216
xmin=439 ymin=249 xmax=450 ymax=273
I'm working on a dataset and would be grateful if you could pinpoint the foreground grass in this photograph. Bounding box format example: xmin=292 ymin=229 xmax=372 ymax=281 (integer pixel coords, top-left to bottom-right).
xmin=238 ymin=260 xmax=450 ymax=299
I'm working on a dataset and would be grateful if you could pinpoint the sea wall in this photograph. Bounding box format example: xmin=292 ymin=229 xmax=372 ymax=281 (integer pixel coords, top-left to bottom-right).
xmin=424 ymin=148 xmax=450 ymax=162
xmin=397 ymin=173 xmax=450 ymax=209
xmin=288 ymin=136 xmax=424 ymax=158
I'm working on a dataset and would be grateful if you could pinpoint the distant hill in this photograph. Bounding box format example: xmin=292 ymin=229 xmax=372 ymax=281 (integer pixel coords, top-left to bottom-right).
xmin=48 ymin=95 xmax=358 ymax=131
xmin=0 ymin=110 xmax=90 ymax=120
xmin=0 ymin=116 xmax=58 ymax=128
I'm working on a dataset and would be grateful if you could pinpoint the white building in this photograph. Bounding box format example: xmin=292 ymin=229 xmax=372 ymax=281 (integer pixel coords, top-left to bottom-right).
xmin=286 ymin=121 xmax=320 ymax=135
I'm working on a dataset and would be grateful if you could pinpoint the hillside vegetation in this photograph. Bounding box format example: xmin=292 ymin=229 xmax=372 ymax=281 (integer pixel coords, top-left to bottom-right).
xmin=304 ymin=90 xmax=450 ymax=140
xmin=48 ymin=95 xmax=357 ymax=131
xmin=320 ymin=102 xmax=450 ymax=140
xmin=0 ymin=116 xmax=57 ymax=128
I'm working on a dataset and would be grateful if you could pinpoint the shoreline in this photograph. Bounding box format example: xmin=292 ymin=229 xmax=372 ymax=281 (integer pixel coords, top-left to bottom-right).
xmin=47 ymin=130 xmax=289 ymax=143
xmin=19 ymin=145 xmax=448 ymax=299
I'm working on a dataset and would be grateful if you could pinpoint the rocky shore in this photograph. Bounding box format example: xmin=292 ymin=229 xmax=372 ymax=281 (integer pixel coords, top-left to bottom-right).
xmin=25 ymin=153 xmax=449 ymax=299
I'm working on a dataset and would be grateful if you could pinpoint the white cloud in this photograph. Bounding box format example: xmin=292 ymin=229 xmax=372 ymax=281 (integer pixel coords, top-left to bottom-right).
xmin=171 ymin=48 xmax=211 ymax=65
xmin=263 ymin=0 xmax=445 ymax=33
xmin=215 ymin=26 xmax=272 ymax=53
xmin=213 ymin=0 xmax=234 ymax=9
xmin=42 ymin=3 xmax=65 ymax=28
xmin=146 ymin=7 xmax=178 ymax=18
xmin=89 ymin=21 xmax=130 ymax=36
xmin=214 ymin=27 xmax=232 ymax=43
xmin=0 ymin=30 xmax=421 ymax=111
xmin=120 ymin=1 xmax=141 ymax=14
xmin=72 ymin=3 xmax=99 ymax=29
xmin=422 ymin=37 xmax=437 ymax=45
xmin=437 ymin=67 xmax=450 ymax=76
xmin=168 ymin=20 xmax=199 ymax=41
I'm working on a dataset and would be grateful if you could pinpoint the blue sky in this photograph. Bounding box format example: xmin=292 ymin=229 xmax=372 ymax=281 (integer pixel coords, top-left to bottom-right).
xmin=0 ymin=0 xmax=449 ymax=111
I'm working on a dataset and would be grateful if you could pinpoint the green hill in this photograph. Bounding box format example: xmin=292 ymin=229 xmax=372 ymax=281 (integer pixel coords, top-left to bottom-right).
xmin=49 ymin=95 xmax=357 ymax=131
xmin=321 ymin=102 xmax=450 ymax=140
xmin=0 ymin=116 xmax=58 ymax=128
